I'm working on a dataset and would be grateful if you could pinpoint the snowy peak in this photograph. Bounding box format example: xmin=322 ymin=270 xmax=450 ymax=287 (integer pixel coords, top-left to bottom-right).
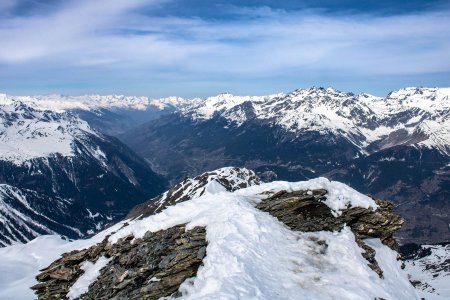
xmin=288 ymin=86 xmax=354 ymax=101
xmin=30 ymin=176 xmax=421 ymax=300
xmin=176 ymin=87 xmax=450 ymax=155
xmin=0 ymin=99 xmax=99 ymax=164
xmin=126 ymin=167 xmax=260 ymax=219
xmin=0 ymin=93 xmax=189 ymax=112
xmin=181 ymin=86 xmax=380 ymax=130
xmin=387 ymin=87 xmax=450 ymax=111
xmin=180 ymin=92 xmax=282 ymax=121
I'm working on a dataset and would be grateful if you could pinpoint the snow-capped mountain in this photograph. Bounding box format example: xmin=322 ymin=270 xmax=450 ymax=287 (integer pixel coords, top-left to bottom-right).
xmin=1 ymin=169 xmax=440 ymax=300
xmin=119 ymin=87 xmax=450 ymax=244
xmin=0 ymin=99 xmax=167 ymax=246
xmin=0 ymin=93 xmax=189 ymax=135
xmin=0 ymin=93 xmax=188 ymax=112
xmin=180 ymin=87 xmax=450 ymax=155
xmin=0 ymin=98 xmax=101 ymax=164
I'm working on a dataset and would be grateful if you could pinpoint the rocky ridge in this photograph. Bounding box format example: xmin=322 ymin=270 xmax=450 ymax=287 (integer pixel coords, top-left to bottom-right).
xmin=127 ymin=167 xmax=260 ymax=219
xmin=32 ymin=225 xmax=206 ymax=300
xmin=257 ymin=189 xmax=404 ymax=277
xmin=32 ymin=172 xmax=412 ymax=299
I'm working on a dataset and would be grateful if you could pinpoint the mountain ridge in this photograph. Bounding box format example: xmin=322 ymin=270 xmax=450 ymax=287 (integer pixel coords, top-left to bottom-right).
xmin=0 ymin=99 xmax=167 ymax=246
xmin=118 ymin=86 xmax=450 ymax=244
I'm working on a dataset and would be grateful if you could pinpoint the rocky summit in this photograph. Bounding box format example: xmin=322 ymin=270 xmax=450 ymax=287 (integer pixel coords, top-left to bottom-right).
xmin=31 ymin=171 xmax=418 ymax=299
xmin=126 ymin=167 xmax=260 ymax=219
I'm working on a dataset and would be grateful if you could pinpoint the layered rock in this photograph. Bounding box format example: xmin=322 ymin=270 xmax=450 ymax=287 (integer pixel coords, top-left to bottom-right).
xmin=32 ymin=225 xmax=206 ymax=300
xmin=257 ymin=189 xmax=404 ymax=277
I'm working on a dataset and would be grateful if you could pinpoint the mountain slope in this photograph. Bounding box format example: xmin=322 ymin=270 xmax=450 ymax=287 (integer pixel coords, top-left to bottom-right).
xmin=403 ymin=243 xmax=450 ymax=298
xmin=0 ymin=99 xmax=167 ymax=246
xmin=119 ymin=87 xmax=450 ymax=244
xmin=0 ymin=93 xmax=188 ymax=135
xmin=0 ymin=173 xmax=430 ymax=299
xmin=0 ymin=184 xmax=95 ymax=247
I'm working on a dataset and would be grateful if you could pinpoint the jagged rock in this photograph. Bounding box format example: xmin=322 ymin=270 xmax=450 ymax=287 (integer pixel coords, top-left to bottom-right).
xmin=32 ymin=225 xmax=206 ymax=300
xmin=256 ymin=189 xmax=404 ymax=277
xmin=127 ymin=167 xmax=260 ymax=219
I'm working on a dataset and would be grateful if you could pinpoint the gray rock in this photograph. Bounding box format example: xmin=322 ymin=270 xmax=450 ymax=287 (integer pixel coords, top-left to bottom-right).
xmin=256 ymin=189 xmax=405 ymax=277
xmin=32 ymin=225 xmax=207 ymax=300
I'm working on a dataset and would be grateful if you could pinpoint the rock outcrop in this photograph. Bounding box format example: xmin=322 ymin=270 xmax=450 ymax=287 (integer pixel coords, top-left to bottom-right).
xmin=256 ymin=189 xmax=405 ymax=277
xmin=32 ymin=225 xmax=206 ymax=300
xmin=32 ymin=184 xmax=406 ymax=299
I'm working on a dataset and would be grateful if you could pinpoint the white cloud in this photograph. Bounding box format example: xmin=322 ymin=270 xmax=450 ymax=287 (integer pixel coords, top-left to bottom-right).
xmin=0 ymin=1 xmax=449 ymax=80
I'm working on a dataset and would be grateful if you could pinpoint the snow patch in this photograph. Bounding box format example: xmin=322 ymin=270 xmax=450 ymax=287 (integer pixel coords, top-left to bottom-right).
xmin=67 ymin=256 xmax=111 ymax=300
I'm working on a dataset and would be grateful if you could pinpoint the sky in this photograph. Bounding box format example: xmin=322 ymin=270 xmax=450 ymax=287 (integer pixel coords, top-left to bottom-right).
xmin=0 ymin=0 xmax=449 ymax=98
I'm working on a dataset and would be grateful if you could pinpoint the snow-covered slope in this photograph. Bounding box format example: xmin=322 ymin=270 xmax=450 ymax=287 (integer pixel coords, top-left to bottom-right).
xmin=0 ymin=99 xmax=166 ymax=246
xmin=179 ymin=87 xmax=450 ymax=155
xmin=126 ymin=167 xmax=260 ymax=219
xmin=404 ymin=243 xmax=450 ymax=298
xmin=0 ymin=172 xmax=440 ymax=300
xmin=0 ymin=184 xmax=100 ymax=247
xmin=0 ymin=99 xmax=101 ymax=164
xmin=0 ymin=227 xmax=123 ymax=300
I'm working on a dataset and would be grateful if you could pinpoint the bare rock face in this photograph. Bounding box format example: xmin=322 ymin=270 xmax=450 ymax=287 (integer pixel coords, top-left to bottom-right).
xmin=256 ymin=190 xmax=405 ymax=277
xmin=32 ymin=225 xmax=206 ymax=300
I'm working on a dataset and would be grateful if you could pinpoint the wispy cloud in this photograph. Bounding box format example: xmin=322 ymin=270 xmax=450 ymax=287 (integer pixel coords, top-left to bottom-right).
xmin=0 ymin=0 xmax=449 ymax=95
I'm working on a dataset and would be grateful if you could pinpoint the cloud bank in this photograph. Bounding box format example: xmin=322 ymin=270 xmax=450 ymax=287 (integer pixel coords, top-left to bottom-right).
xmin=0 ymin=0 xmax=449 ymax=96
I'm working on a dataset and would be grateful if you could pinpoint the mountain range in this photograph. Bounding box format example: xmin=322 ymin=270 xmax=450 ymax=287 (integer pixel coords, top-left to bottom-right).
xmin=0 ymin=86 xmax=448 ymax=246
xmin=0 ymin=97 xmax=166 ymax=246
xmin=119 ymin=87 xmax=450 ymax=244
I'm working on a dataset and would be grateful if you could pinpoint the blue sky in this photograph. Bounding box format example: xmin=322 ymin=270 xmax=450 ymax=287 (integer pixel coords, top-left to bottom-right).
xmin=0 ymin=0 xmax=449 ymax=97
